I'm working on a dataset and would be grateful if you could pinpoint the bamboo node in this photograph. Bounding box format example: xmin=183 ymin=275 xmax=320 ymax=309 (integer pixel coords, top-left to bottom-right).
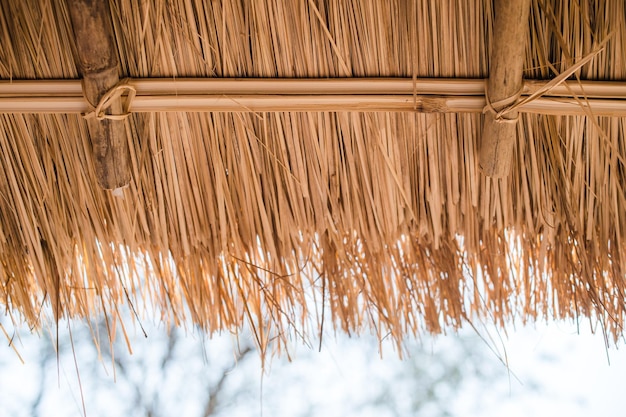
xmin=483 ymin=85 xmax=522 ymax=123
xmin=83 ymin=78 xmax=136 ymax=121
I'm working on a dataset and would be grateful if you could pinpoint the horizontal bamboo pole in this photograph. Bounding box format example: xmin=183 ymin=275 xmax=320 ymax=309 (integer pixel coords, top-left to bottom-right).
xmin=3 ymin=94 xmax=626 ymax=116
xmin=522 ymin=80 xmax=626 ymax=99
xmin=130 ymin=78 xmax=486 ymax=96
xmin=4 ymin=78 xmax=626 ymax=98
xmin=1 ymin=78 xmax=626 ymax=115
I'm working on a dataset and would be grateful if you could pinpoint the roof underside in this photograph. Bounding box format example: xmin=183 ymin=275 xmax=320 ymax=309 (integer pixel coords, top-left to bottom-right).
xmin=1 ymin=0 xmax=626 ymax=349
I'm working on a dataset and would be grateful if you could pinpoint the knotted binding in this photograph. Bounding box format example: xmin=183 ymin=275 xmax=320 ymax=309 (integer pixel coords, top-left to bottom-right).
xmin=83 ymin=78 xmax=136 ymax=121
xmin=483 ymin=84 xmax=522 ymax=124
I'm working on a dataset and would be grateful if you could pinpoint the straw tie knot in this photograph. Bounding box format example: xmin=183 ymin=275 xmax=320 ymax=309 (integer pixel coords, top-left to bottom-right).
xmin=83 ymin=78 xmax=136 ymax=121
xmin=483 ymin=83 xmax=523 ymax=124
xmin=480 ymin=35 xmax=612 ymax=125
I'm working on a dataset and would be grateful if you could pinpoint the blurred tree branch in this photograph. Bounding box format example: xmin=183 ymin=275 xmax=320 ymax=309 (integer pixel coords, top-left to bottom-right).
xmin=203 ymin=345 xmax=253 ymax=417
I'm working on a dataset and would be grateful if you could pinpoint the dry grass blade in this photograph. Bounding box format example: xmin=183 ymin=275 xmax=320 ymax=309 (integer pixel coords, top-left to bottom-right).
xmin=0 ymin=0 xmax=625 ymax=355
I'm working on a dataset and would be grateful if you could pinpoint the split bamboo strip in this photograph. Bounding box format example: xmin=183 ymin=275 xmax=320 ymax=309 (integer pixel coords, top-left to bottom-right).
xmin=67 ymin=0 xmax=131 ymax=189
xmin=479 ymin=0 xmax=532 ymax=177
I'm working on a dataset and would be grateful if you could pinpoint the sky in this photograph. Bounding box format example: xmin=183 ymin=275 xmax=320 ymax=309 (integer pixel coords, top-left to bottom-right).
xmin=2 ymin=316 xmax=626 ymax=417
xmin=263 ymin=320 xmax=626 ymax=417
xmin=463 ymin=321 xmax=626 ymax=417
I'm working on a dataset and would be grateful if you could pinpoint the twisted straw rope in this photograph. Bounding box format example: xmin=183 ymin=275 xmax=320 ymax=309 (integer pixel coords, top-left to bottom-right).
xmin=83 ymin=78 xmax=136 ymax=121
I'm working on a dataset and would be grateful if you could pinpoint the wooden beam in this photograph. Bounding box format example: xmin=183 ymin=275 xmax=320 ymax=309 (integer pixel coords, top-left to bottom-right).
xmin=479 ymin=0 xmax=532 ymax=178
xmin=67 ymin=0 xmax=130 ymax=189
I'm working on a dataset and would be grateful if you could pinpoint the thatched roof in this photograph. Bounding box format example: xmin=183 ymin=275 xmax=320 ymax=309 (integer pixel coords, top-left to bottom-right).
xmin=1 ymin=0 xmax=625 ymax=350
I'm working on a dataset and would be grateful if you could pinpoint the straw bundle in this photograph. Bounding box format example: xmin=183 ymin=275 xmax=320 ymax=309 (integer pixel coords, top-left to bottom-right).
xmin=1 ymin=0 xmax=626 ymax=351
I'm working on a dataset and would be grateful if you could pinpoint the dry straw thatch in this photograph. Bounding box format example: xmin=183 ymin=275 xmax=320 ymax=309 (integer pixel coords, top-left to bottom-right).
xmin=1 ymin=0 xmax=626 ymax=351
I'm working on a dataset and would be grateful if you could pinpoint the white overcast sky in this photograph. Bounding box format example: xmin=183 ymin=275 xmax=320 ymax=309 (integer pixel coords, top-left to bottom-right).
xmin=2 ymin=317 xmax=626 ymax=417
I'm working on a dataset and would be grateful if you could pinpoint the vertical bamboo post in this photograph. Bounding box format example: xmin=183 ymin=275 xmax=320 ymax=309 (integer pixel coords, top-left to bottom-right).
xmin=67 ymin=0 xmax=131 ymax=189
xmin=479 ymin=0 xmax=531 ymax=178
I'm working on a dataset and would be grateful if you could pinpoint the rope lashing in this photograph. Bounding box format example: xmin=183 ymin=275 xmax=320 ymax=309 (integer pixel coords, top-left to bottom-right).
xmin=83 ymin=78 xmax=136 ymax=121
xmin=483 ymin=85 xmax=522 ymax=123
xmin=482 ymin=38 xmax=610 ymax=123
